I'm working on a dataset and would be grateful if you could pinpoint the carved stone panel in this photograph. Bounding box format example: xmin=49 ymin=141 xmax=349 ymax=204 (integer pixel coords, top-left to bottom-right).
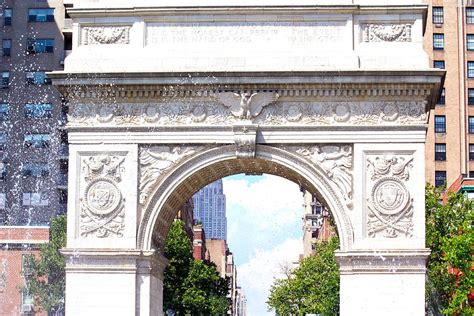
xmin=366 ymin=155 xmax=414 ymax=238
xmin=79 ymin=155 xmax=126 ymax=238
xmin=284 ymin=145 xmax=353 ymax=209
xmin=82 ymin=26 xmax=131 ymax=45
xmin=139 ymin=146 xmax=200 ymax=206
xmin=362 ymin=23 xmax=412 ymax=42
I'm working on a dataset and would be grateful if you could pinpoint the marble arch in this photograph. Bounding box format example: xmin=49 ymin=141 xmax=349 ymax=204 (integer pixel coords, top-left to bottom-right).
xmin=51 ymin=1 xmax=444 ymax=315
xmin=138 ymin=144 xmax=354 ymax=253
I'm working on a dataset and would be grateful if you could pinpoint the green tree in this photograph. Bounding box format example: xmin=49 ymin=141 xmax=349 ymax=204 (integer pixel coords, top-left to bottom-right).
xmin=23 ymin=215 xmax=66 ymax=315
xmin=163 ymin=220 xmax=230 ymax=315
xmin=267 ymin=236 xmax=340 ymax=316
xmin=425 ymin=185 xmax=473 ymax=315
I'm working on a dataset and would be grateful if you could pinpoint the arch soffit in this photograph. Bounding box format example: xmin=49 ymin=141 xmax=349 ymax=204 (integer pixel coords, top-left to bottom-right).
xmin=138 ymin=144 xmax=354 ymax=252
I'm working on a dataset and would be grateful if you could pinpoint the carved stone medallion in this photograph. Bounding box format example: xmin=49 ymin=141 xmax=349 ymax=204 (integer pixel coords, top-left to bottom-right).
xmin=84 ymin=178 xmax=122 ymax=216
xmin=366 ymin=155 xmax=414 ymax=238
xmin=371 ymin=177 xmax=409 ymax=216
xmin=80 ymin=155 xmax=125 ymax=238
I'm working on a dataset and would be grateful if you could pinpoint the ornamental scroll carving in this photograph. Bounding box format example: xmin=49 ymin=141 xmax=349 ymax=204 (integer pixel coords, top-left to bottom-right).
xmin=139 ymin=146 xmax=199 ymax=205
xmin=82 ymin=26 xmax=131 ymax=45
xmin=362 ymin=23 xmax=412 ymax=42
xmin=67 ymin=101 xmax=427 ymax=128
xmin=366 ymin=156 xmax=414 ymax=238
xmin=80 ymin=155 xmax=125 ymax=238
xmin=287 ymin=145 xmax=353 ymax=208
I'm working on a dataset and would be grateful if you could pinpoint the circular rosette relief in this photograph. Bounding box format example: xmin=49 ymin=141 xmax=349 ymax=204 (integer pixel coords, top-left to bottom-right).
xmin=381 ymin=103 xmax=399 ymax=121
xmin=333 ymin=103 xmax=350 ymax=122
xmin=371 ymin=177 xmax=410 ymax=215
xmin=191 ymin=105 xmax=207 ymax=122
xmin=144 ymin=105 xmax=160 ymax=123
xmin=286 ymin=104 xmax=303 ymax=122
xmin=84 ymin=178 xmax=122 ymax=216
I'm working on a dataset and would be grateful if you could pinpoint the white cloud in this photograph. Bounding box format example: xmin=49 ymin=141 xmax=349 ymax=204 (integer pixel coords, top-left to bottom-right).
xmin=221 ymin=175 xmax=304 ymax=315
xmin=223 ymin=174 xmax=303 ymax=230
xmin=238 ymin=238 xmax=303 ymax=316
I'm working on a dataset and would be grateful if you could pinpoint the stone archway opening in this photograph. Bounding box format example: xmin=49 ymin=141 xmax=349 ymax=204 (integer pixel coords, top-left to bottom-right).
xmin=142 ymin=146 xmax=346 ymax=254
xmin=141 ymin=145 xmax=346 ymax=316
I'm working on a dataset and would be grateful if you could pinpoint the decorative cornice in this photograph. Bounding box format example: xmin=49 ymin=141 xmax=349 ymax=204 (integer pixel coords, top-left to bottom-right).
xmin=66 ymin=5 xmax=428 ymax=19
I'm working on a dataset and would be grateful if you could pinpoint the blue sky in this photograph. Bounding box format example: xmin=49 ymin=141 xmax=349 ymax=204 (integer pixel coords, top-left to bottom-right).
xmin=222 ymin=174 xmax=303 ymax=316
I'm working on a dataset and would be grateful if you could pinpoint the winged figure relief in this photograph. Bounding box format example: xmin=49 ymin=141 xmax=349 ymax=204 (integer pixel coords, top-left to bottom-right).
xmin=216 ymin=92 xmax=279 ymax=120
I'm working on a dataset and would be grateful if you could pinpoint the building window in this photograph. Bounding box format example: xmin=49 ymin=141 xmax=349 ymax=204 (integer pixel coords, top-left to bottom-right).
xmin=22 ymin=163 xmax=49 ymax=177
xmin=24 ymin=103 xmax=52 ymax=118
xmin=433 ymin=33 xmax=444 ymax=50
xmin=469 ymin=89 xmax=474 ymax=105
xmin=434 ymin=115 xmax=446 ymax=133
xmin=24 ymin=134 xmax=51 ymax=148
xmin=0 ymin=133 xmax=6 ymax=150
xmin=468 ymin=34 xmax=474 ymax=51
xmin=22 ymin=193 xmax=49 ymax=206
xmin=469 ymin=117 xmax=474 ymax=133
xmin=468 ymin=8 xmax=474 ymax=24
xmin=28 ymin=8 xmax=54 ymax=22
xmin=0 ymin=104 xmax=9 ymax=121
xmin=438 ymin=88 xmax=445 ymax=105
xmin=435 ymin=171 xmax=447 ymax=187
xmin=468 ymin=62 xmax=474 ymax=78
xmin=26 ymin=38 xmax=54 ymax=54
xmin=3 ymin=9 xmax=12 ymax=26
xmin=433 ymin=60 xmax=445 ymax=69
xmin=433 ymin=7 xmax=444 ymax=24
xmin=21 ymin=289 xmax=34 ymax=313
xmin=1 ymin=72 xmax=9 ymax=88
xmin=2 ymin=39 xmax=11 ymax=57
xmin=470 ymin=144 xmax=474 ymax=160
xmin=435 ymin=143 xmax=446 ymax=161
xmin=0 ymin=162 xmax=5 ymax=180
xmin=0 ymin=193 xmax=5 ymax=209
xmin=26 ymin=72 xmax=51 ymax=85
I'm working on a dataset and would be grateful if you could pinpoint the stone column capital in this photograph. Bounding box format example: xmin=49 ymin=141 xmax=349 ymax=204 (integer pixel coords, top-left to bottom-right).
xmin=335 ymin=249 xmax=430 ymax=275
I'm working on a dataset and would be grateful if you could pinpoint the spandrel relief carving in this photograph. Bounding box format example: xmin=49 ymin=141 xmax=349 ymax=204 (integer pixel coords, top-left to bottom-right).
xmin=366 ymin=155 xmax=414 ymax=238
xmin=285 ymin=145 xmax=353 ymax=208
xmin=139 ymin=146 xmax=199 ymax=205
xmin=80 ymin=155 xmax=126 ymax=238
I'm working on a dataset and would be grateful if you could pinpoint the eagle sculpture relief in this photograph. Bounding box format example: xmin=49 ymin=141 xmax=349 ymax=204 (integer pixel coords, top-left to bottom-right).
xmin=216 ymin=92 xmax=279 ymax=120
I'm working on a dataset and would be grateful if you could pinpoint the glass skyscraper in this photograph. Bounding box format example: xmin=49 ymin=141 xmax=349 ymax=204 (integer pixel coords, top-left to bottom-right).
xmin=192 ymin=179 xmax=227 ymax=240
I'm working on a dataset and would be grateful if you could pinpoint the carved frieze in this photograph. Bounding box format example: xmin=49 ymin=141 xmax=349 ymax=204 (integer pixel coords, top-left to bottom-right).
xmin=286 ymin=145 xmax=353 ymax=208
xmin=80 ymin=155 xmax=125 ymax=238
xmin=366 ymin=155 xmax=414 ymax=238
xmin=362 ymin=23 xmax=412 ymax=42
xmin=67 ymin=101 xmax=428 ymax=127
xmin=82 ymin=26 xmax=131 ymax=45
xmin=139 ymin=146 xmax=199 ymax=205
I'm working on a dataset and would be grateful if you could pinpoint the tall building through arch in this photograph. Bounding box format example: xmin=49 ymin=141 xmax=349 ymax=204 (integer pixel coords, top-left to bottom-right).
xmin=192 ymin=179 xmax=227 ymax=240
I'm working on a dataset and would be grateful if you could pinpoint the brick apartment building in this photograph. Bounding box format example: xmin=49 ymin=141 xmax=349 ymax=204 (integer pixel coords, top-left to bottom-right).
xmin=424 ymin=0 xmax=474 ymax=187
xmin=0 ymin=0 xmax=70 ymax=313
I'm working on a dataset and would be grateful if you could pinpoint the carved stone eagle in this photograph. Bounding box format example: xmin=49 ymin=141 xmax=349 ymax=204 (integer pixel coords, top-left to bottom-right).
xmin=216 ymin=92 xmax=279 ymax=119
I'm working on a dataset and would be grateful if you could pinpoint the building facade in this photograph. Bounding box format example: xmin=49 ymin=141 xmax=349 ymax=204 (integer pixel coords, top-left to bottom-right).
xmin=192 ymin=179 xmax=227 ymax=240
xmin=0 ymin=1 xmax=70 ymax=313
xmin=424 ymin=0 xmax=474 ymax=186
xmin=301 ymin=190 xmax=336 ymax=258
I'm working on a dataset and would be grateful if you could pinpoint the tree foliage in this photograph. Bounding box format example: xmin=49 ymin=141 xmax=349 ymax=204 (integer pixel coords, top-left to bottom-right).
xmin=23 ymin=215 xmax=66 ymax=315
xmin=425 ymin=185 xmax=474 ymax=315
xmin=163 ymin=220 xmax=230 ymax=315
xmin=267 ymin=236 xmax=340 ymax=316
